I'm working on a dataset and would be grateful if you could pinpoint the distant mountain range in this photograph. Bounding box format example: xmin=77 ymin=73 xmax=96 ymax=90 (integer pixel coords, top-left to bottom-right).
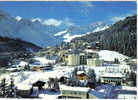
xmin=0 ymin=10 xmax=109 ymax=47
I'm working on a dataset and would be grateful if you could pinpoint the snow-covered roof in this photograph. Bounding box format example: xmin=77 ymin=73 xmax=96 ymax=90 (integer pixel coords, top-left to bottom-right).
xmin=85 ymin=49 xmax=98 ymax=53
xmin=121 ymin=86 xmax=137 ymax=91
xmin=6 ymin=68 xmax=17 ymax=71
xmin=16 ymin=84 xmax=32 ymax=90
xmin=60 ymin=85 xmax=90 ymax=92
xmin=77 ymin=71 xmax=85 ymax=75
xmin=33 ymin=57 xmax=54 ymax=64
xmin=101 ymin=72 xmax=125 ymax=78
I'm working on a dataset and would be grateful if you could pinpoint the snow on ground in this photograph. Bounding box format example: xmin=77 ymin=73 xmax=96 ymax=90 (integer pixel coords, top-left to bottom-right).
xmin=0 ymin=65 xmax=74 ymax=99
xmin=93 ymin=25 xmax=109 ymax=32
xmin=54 ymin=30 xmax=67 ymax=36
xmin=33 ymin=57 xmax=55 ymax=64
xmin=13 ymin=67 xmax=72 ymax=86
xmin=39 ymin=90 xmax=60 ymax=99
xmin=98 ymin=50 xmax=129 ymax=62
xmin=0 ymin=65 xmax=74 ymax=89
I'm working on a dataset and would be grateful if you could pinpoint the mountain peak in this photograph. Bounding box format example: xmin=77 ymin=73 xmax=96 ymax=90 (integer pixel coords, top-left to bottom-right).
xmin=90 ymin=21 xmax=105 ymax=27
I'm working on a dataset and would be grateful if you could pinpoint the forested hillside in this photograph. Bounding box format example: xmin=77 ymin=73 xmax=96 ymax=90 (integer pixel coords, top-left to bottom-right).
xmin=0 ymin=37 xmax=41 ymax=67
xmin=73 ymin=15 xmax=137 ymax=58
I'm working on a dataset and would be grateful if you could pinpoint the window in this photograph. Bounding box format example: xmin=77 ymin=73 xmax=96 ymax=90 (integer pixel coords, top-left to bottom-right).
xmin=79 ymin=92 xmax=81 ymax=95
xmin=74 ymin=92 xmax=77 ymax=95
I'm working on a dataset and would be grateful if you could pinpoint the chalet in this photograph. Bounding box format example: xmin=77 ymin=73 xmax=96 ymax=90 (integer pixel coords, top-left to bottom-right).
xmin=77 ymin=71 xmax=86 ymax=80
xmin=30 ymin=63 xmax=53 ymax=71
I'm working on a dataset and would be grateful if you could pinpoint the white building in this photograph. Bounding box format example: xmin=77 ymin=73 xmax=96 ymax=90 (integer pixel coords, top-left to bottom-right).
xmin=67 ymin=54 xmax=80 ymax=66
xmin=87 ymin=58 xmax=103 ymax=67
xmin=60 ymin=85 xmax=90 ymax=99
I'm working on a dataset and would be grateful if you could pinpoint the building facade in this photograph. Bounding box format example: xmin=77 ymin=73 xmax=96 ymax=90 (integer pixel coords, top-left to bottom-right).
xmin=67 ymin=51 xmax=103 ymax=66
xmin=87 ymin=58 xmax=103 ymax=67
xmin=67 ymin=54 xmax=80 ymax=66
xmin=100 ymin=73 xmax=125 ymax=85
xmin=60 ymin=85 xmax=90 ymax=99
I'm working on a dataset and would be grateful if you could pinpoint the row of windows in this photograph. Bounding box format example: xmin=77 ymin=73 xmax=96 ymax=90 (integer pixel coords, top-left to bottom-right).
xmin=62 ymin=90 xmax=86 ymax=96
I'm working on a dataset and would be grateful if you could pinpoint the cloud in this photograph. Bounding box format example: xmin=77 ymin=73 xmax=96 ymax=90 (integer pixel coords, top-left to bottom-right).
xmin=15 ymin=16 xmax=22 ymax=21
xmin=30 ymin=17 xmax=75 ymax=27
xmin=31 ymin=18 xmax=42 ymax=22
xmin=43 ymin=18 xmax=62 ymax=26
xmin=42 ymin=18 xmax=74 ymax=27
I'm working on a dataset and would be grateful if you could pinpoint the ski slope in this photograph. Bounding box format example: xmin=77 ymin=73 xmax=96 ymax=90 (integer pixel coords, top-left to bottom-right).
xmin=98 ymin=50 xmax=129 ymax=61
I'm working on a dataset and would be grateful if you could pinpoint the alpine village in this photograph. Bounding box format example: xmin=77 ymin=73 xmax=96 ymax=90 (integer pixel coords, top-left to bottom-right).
xmin=0 ymin=3 xmax=137 ymax=99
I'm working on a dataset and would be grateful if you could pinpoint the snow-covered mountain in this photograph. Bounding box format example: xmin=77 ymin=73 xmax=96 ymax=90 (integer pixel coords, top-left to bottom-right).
xmin=55 ymin=22 xmax=109 ymax=42
xmin=0 ymin=10 xmax=109 ymax=47
xmin=0 ymin=10 xmax=62 ymax=47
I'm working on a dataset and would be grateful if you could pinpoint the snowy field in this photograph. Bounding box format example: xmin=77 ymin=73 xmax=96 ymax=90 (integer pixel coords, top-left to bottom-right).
xmin=0 ymin=64 xmax=74 ymax=99
xmin=0 ymin=65 xmax=74 ymax=86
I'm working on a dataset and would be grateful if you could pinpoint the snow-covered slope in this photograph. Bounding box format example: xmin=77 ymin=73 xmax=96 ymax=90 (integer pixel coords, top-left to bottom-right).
xmin=54 ymin=30 xmax=67 ymax=36
xmin=55 ymin=22 xmax=109 ymax=42
xmin=93 ymin=25 xmax=109 ymax=32
xmin=98 ymin=50 xmax=129 ymax=61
